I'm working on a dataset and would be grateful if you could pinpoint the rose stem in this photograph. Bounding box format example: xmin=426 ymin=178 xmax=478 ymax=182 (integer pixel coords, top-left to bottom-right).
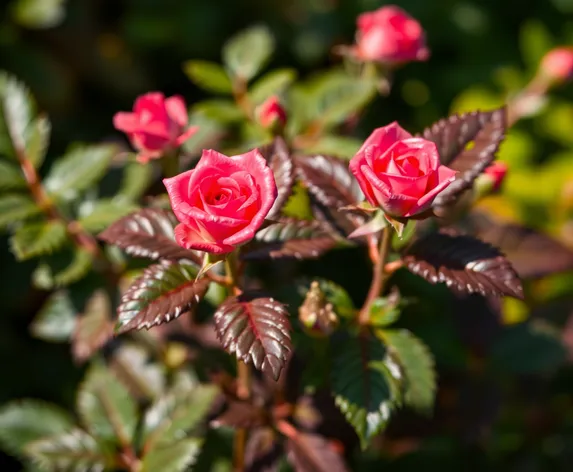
xmin=161 ymin=148 xmax=180 ymax=178
xmin=225 ymin=251 xmax=250 ymax=471
xmin=358 ymin=225 xmax=393 ymax=326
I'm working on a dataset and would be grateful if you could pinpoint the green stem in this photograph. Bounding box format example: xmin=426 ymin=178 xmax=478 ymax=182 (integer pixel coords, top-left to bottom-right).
xmin=358 ymin=226 xmax=393 ymax=326
xmin=161 ymin=149 xmax=180 ymax=178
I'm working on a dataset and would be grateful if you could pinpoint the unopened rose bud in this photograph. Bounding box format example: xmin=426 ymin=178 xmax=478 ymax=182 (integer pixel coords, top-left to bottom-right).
xmin=474 ymin=162 xmax=508 ymax=199
xmin=256 ymin=96 xmax=287 ymax=131
xmin=540 ymin=47 xmax=573 ymax=85
xmin=299 ymin=281 xmax=339 ymax=337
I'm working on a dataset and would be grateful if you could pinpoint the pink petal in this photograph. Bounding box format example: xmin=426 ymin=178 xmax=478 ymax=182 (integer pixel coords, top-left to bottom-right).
xmin=131 ymin=131 xmax=171 ymax=154
xmin=175 ymin=126 xmax=199 ymax=146
xmin=113 ymin=112 xmax=139 ymax=133
xmin=174 ymin=224 xmax=234 ymax=254
xmin=405 ymin=169 xmax=457 ymax=216
xmin=134 ymin=92 xmax=166 ymax=114
xmin=357 ymin=123 xmax=413 ymax=155
xmin=165 ymin=95 xmax=189 ymax=128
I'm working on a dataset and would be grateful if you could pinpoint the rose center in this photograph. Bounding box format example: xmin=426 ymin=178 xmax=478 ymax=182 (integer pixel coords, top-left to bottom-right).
xmin=395 ymin=154 xmax=423 ymax=176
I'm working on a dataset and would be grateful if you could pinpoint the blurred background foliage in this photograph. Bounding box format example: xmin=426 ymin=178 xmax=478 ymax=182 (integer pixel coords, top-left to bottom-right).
xmin=2 ymin=0 xmax=573 ymax=470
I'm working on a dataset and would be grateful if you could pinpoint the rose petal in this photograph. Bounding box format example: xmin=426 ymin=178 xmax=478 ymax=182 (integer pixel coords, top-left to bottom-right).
xmin=165 ymin=95 xmax=189 ymax=128
xmin=175 ymin=126 xmax=199 ymax=146
xmin=378 ymin=172 xmax=429 ymax=198
xmin=174 ymin=223 xmax=234 ymax=254
xmin=131 ymin=131 xmax=171 ymax=154
xmin=113 ymin=112 xmax=139 ymax=133
xmin=405 ymin=168 xmax=457 ymax=216
xmin=357 ymin=123 xmax=413 ymax=155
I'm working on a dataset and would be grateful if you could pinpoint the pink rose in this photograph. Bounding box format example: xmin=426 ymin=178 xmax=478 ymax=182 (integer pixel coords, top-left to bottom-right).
xmin=349 ymin=122 xmax=457 ymax=218
xmin=353 ymin=5 xmax=429 ymax=64
xmin=256 ymin=96 xmax=287 ymax=129
xmin=163 ymin=149 xmax=277 ymax=254
xmin=540 ymin=47 xmax=573 ymax=84
xmin=483 ymin=162 xmax=508 ymax=192
xmin=113 ymin=92 xmax=198 ymax=163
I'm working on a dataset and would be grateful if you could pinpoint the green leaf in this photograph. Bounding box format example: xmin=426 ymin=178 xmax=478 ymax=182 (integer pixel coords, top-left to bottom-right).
xmin=26 ymin=115 xmax=50 ymax=168
xmin=490 ymin=320 xmax=566 ymax=374
xmin=249 ymin=68 xmax=297 ymax=105
xmin=10 ymin=220 xmax=68 ymax=260
xmin=0 ymin=194 xmax=41 ymax=229
xmin=331 ymin=336 xmax=395 ymax=449
xmin=10 ymin=0 xmax=66 ymax=29
xmin=183 ymin=60 xmax=233 ymax=94
xmin=369 ymin=298 xmax=401 ymax=328
xmin=78 ymin=199 xmax=139 ymax=233
xmin=143 ymin=383 xmax=218 ymax=450
xmin=0 ymin=73 xmax=35 ymax=156
xmin=301 ymin=135 xmax=362 ymax=160
xmin=72 ymin=290 xmax=113 ymax=363
xmin=44 ymin=144 xmax=116 ymax=200
xmin=192 ymin=100 xmax=244 ymax=124
xmin=519 ymin=20 xmax=555 ymax=71
xmin=223 ymin=25 xmax=274 ymax=82
xmin=77 ymin=365 xmax=138 ymax=445
xmin=118 ymin=161 xmax=153 ymax=202
xmin=141 ymin=438 xmax=203 ymax=472
xmin=0 ymin=401 xmax=74 ymax=460
xmin=0 ymin=160 xmax=25 ymax=190
xmin=33 ymin=248 xmax=94 ymax=289
xmin=25 ymin=429 xmax=110 ymax=472
xmin=30 ymin=290 xmax=76 ymax=342
xmin=377 ymin=329 xmax=437 ymax=413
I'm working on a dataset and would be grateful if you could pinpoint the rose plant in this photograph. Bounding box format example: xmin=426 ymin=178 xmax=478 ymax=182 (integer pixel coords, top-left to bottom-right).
xmin=0 ymin=4 xmax=572 ymax=472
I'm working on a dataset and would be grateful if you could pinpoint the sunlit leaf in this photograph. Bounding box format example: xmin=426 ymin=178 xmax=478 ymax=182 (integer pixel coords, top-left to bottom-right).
xmin=30 ymin=290 xmax=76 ymax=342
xmin=26 ymin=115 xmax=50 ymax=168
xmin=0 ymin=72 xmax=34 ymax=156
xmin=301 ymin=135 xmax=362 ymax=160
xmin=25 ymin=429 xmax=110 ymax=472
xmin=403 ymin=229 xmax=524 ymax=299
xmin=10 ymin=0 xmax=67 ymax=29
xmin=117 ymin=260 xmax=210 ymax=333
xmin=223 ymin=25 xmax=274 ymax=82
xmin=10 ymin=220 xmax=67 ymax=260
xmin=249 ymin=68 xmax=297 ymax=105
xmin=213 ymin=294 xmax=292 ymax=380
xmin=77 ymin=365 xmax=138 ymax=445
xmin=78 ymin=199 xmax=139 ymax=233
xmin=44 ymin=144 xmax=116 ymax=200
xmin=519 ymin=20 xmax=555 ymax=70
xmin=141 ymin=438 xmax=203 ymax=472
xmin=183 ymin=60 xmax=233 ymax=94
xmin=286 ymin=430 xmax=349 ymax=472
xmin=0 ymin=194 xmax=41 ymax=229
xmin=118 ymin=160 xmax=153 ymax=202
xmin=0 ymin=400 xmax=74 ymax=458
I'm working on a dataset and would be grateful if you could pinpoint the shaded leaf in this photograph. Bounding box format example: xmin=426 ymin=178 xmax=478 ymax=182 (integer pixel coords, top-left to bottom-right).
xmin=259 ymin=137 xmax=294 ymax=219
xmin=33 ymin=248 xmax=94 ymax=289
xmin=72 ymin=290 xmax=114 ymax=363
xmin=183 ymin=60 xmax=233 ymax=94
xmin=468 ymin=211 xmax=573 ymax=279
xmin=249 ymin=69 xmax=297 ymax=105
xmin=30 ymin=290 xmax=76 ymax=342
xmin=377 ymin=329 xmax=436 ymax=413
xmin=286 ymin=431 xmax=349 ymax=472
xmin=223 ymin=25 xmax=274 ymax=82
xmin=331 ymin=336 xmax=394 ymax=449
xmin=245 ymin=428 xmax=282 ymax=472
xmin=78 ymin=199 xmax=139 ymax=233
xmin=422 ymin=108 xmax=506 ymax=206
xmin=403 ymin=230 xmax=524 ymax=299
xmin=10 ymin=0 xmax=66 ymax=29
xmin=210 ymin=400 xmax=266 ymax=429
xmin=0 ymin=160 xmax=25 ymax=190
xmin=141 ymin=438 xmax=203 ymax=472
xmin=192 ymin=100 xmax=244 ymax=124
xmin=10 ymin=220 xmax=67 ymax=260
xmin=25 ymin=429 xmax=109 ymax=472
xmin=98 ymin=208 xmax=201 ymax=263
xmin=111 ymin=344 xmax=165 ymax=401
xmin=490 ymin=320 xmax=566 ymax=374
xmin=143 ymin=383 xmax=219 ymax=449
xmin=118 ymin=160 xmax=153 ymax=202
xmin=77 ymin=365 xmax=138 ymax=445
xmin=0 ymin=194 xmax=41 ymax=229
xmin=117 ymin=260 xmax=210 ymax=333
xmin=44 ymin=144 xmax=116 ymax=200
xmin=301 ymin=135 xmax=362 ymax=160
xmin=0 ymin=400 xmax=74 ymax=458
xmin=214 ymin=294 xmax=292 ymax=380
xmin=26 ymin=115 xmax=50 ymax=168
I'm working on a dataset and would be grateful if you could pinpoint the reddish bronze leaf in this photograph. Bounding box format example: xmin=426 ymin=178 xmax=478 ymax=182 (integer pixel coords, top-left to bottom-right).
xmin=210 ymin=400 xmax=267 ymax=429
xmin=260 ymin=137 xmax=295 ymax=219
xmin=403 ymin=230 xmax=524 ymax=299
xmin=421 ymin=108 xmax=506 ymax=207
xmin=98 ymin=208 xmax=202 ymax=264
xmin=242 ymin=218 xmax=338 ymax=260
xmin=294 ymin=154 xmax=364 ymax=235
xmin=213 ymin=294 xmax=292 ymax=380
xmin=468 ymin=211 xmax=573 ymax=279
xmin=286 ymin=431 xmax=349 ymax=472
xmin=117 ymin=261 xmax=210 ymax=333
xmin=245 ymin=428 xmax=282 ymax=472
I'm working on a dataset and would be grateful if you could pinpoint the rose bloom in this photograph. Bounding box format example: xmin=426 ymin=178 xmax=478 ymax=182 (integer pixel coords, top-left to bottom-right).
xmin=540 ymin=47 xmax=573 ymax=83
xmin=164 ymin=149 xmax=277 ymax=254
xmin=349 ymin=122 xmax=457 ymax=218
xmin=483 ymin=161 xmax=508 ymax=192
xmin=113 ymin=92 xmax=197 ymax=163
xmin=256 ymin=95 xmax=287 ymax=129
xmin=353 ymin=5 xmax=429 ymax=64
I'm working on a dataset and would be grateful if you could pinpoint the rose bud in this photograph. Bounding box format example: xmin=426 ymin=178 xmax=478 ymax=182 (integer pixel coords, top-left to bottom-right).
xmin=113 ymin=92 xmax=197 ymax=163
xmin=349 ymin=122 xmax=457 ymax=219
xmin=353 ymin=5 xmax=429 ymax=64
xmin=256 ymin=95 xmax=287 ymax=131
xmin=163 ymin=149 xmax=277 ymax=254
xmin=540 ymin=47 xmax=573 ymax=85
